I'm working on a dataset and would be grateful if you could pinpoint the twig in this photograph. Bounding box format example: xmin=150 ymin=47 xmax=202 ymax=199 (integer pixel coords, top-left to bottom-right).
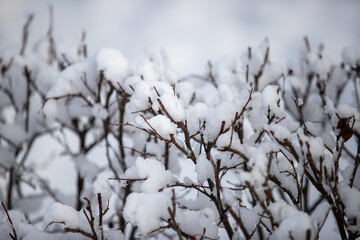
xmin=1 ymin=201 xmax=19 ymax=240
xmin=108 ymin=177 xmax=147 ymax=182
xmin=20 ymin=14 xmax=34 ymax=55
xmin=167 ymin=189 xmax=183 ymax=240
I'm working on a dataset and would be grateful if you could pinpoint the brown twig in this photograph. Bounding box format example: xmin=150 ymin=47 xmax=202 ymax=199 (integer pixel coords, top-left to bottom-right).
xmin=20 ymin=14 xmax=34 ymax=55
xmin=1 ymin=201 xmax=19 ymax=240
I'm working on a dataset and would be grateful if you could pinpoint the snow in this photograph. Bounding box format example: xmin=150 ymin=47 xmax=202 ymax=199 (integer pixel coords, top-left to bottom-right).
xmin=203 ymin=102 xmax=237 ymax=142
xmin=155 ymin=92 xmax=185 ymax=122
xmin=14 ymin=194 xmax=45 ymax=215
xmin=103 ymin=230 xmax=125 ymax=240
xmin=270 ymin=158 xmax=298 ymax=198
xmin=305 ymin=121 xmax=321 ymax=136
xmin=308 ymin=137 xmax=325 ymax=160
xmin=24 ymin=54 xmax=59 ymax=94
xmin=311 ymin=202 xmax=330 ymax=227
xmin=195 ymin=154 xmax=215 ymax=184
xmin=91 ymin=103 xmax=108 ymax=120
xmin=222 ymin=188 xmax=236 ymax=206
xmin=216 ymin=131 xmax=244 ymax=151
xmin=0 ymin=123 xmax=28 ymax=146
xmin=266 ymin=123 xmax=291 ymax=141
xmin=43 ymin=202 xmax=83 ymax=231
xmin=136 ymin=59 xmax=160 ymax=82
xmin=238 ymin=207 xmax=262 ymax=235
xmin=128 ymin=80 xmax=154 ymax=112
xmin=0 ymin=146 xmax=15 ymax=168
xmin=175 ymin=81 xmax=195 ymax=106
xmin=183 ymin=176 xmax=194 ymax=185
xmin=136 ymin=114 xmax=177 ymax=140
xmin=342 ymin=46 xmax=359 ymax=66
xmin=186 ymin=102 xmax=208 ymax=136
xmin=1 ymin=1 xmax=359 ymax=239
xmin=175 ymin=209 xmax=218 ymax=238
xmin=192 ymin=81 xmax=219 ymax=106
xmin=270 ymin=212 xmax=315 ymax=240
xmin=269 ymin=200 xmax=297 ymax=223
xmin=95 ymin=48 xmax=131 ymax=86
xmin=240 ymin=150 xmax=269 ymax=200
xmin=123 ymin=190 xmax=172 ymax=235
xmin=338 ymin=182 xmax=360 ymax=222
xmin=258 ymin=62 xmax=283 ymax=91
xmin=288 ymin=76 xmax=306 ymax=94
xmin=311 ymin=56 xmax=333 ymax=78
xmin=124 ymin=157 xmax=176 ymax=193
xmin=198 ymin=207 xmax=216 ymax=228
xmin=241 ymin=39 xmax=269 ymax=76
xmin=47 ymin=58 xmax=97 ymax=98
xmin=1 ymin=209 xmax=28 ymax=225
xmin=122 ymin=76 xmax=141 ymax=94
xmin=249 ymin=108 xmax=267 ymax=131
xmin=212 ymin=56 xmax=240 ymax=86
xmin=262 ymin=85 xmax=284 ymax=117
xmin=41 ymin=201 xmax=125 ymax=239
xmin=42 ymin=99 xmax=57 ymax=121
xmin=73 ymin=155 xmax=100 ymax=183
xmin=164 ymin=67 xmax=178 ymax=85
xmin=93 ymin=182 xmax=112 ymax=209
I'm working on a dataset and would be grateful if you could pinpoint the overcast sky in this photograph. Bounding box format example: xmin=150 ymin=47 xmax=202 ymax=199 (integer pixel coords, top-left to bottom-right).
xmin=1 ymin=0 xmax=359 ymax=75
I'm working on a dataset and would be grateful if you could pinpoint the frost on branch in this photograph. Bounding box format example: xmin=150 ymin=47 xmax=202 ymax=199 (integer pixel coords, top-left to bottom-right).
xmin=1 ymin=16 xmax=360 ymax=240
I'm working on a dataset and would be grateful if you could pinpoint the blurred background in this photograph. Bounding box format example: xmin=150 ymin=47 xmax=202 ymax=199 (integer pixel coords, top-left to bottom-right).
xmin=0 ymin=1 xmax=359 ymax=239
xmin=0 ymin=0 xmax=359 ymax=76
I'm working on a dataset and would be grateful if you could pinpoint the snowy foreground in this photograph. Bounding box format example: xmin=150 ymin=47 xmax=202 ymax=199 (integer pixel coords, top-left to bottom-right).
xmin=1 ymin=15 xmax=360 ymax=240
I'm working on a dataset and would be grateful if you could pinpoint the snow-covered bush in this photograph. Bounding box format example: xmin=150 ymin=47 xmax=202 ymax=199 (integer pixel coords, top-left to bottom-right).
xmin=1 ymin=15 xmax=360 ymax=240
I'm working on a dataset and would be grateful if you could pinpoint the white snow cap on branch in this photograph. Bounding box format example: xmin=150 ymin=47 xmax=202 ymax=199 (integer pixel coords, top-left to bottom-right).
xmin=123 ymin=190 xmax=172 ymax=235
xmin=96 ymin=48 xmax=131 ymax=85
xmin=124 ymin=157 xmax=176 ymax=193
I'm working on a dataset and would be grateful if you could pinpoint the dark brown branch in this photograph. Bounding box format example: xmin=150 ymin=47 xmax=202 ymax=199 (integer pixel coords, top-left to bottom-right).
xmin=1 ymin=201 xmax=19 ymax=240
xmin=83 ymin=198 xmax=97 ymax=239
xmin=167 ymin=189 xmax=183 ymax=240
xmin=64 ymin=227 xmax=94 ymax=239
xmin=227 ymin=206 xmax=250 ymax=239
xmin=254 ymin=46 xmax=270 ymax=91
xmin=45 ymin=93 xmax=93 ymax=107
xmin=108 ymin=177 xmax=147 ymax=182
xmin=97 ymin=193 xmax=104 ymax=240
xmin=20 ymin=14 xmax=34 ymax=55
xmin=207 ymin=61 xmax=218 ymax=87
xmin=47 ymin=5 xmax=57 ymax=64
xmin=349 ymin=143 xmax=360 ymax=188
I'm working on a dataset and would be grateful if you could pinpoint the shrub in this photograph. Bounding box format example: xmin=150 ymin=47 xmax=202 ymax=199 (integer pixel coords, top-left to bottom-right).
xmin=1 ymin=14 xmax=360 ymax=240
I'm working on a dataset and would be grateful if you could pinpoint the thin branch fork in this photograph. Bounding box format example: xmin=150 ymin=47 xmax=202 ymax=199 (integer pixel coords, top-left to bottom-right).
xmin=44 ymin=92 xmax=93 ymax=107
xmin=83 ymin=197 xmax=97 ymax=239
xmin=97 ymin=193 xmax=109 ymax=240
xmin=139 ymin=114 xmax=170 ymax=142
xmin=23 ymin=66 xmax=47 ymax=101
xmin=167 ymin=189 xmax=183 ymax=240
xmin=254 ymin=46 xmax=270 ymax=91
xmin=156 ymin=96 xmax=196 ymax=162
xmin=210 ymin=160 xmax=234 ymax=239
